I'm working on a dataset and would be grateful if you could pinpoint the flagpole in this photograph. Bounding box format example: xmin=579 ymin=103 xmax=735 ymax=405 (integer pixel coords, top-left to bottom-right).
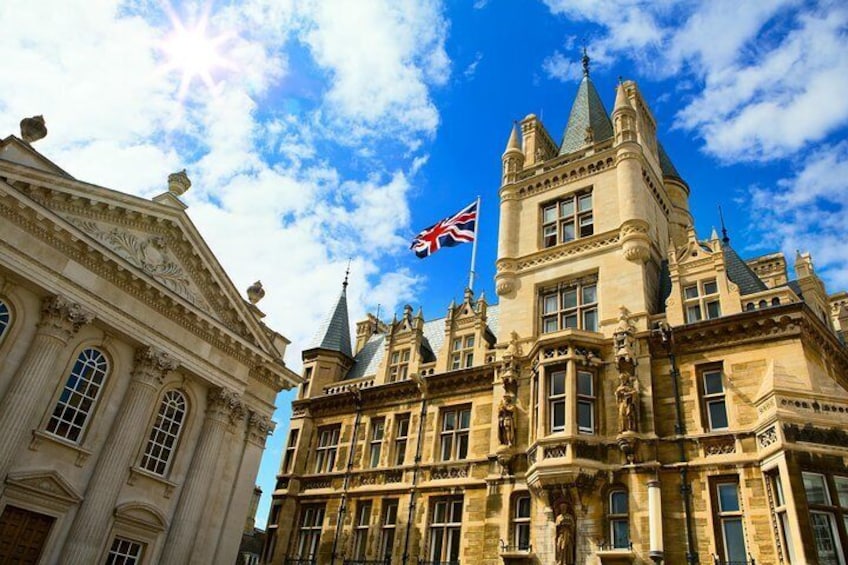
xmin=468 ymin=195 xmax=481 ymax=292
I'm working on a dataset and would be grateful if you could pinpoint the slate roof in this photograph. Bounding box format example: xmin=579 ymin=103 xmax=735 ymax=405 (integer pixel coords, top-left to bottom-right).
xmin=558 ymin=76 xmax=614 ymax=156
xmin=723 ymin=244 xmax=768 ymax=296
xmin=657 ymin=259 xmax=672 ymax=313
xmin=306 ymin=285 xmax=352 ymax=358
xmin=344 ymin=305 xmax=500 ymax=381
xmin=658 ymin=142 xmax=683 ymax=180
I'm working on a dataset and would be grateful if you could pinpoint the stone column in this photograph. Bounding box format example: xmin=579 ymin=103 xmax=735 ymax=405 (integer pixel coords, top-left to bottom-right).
xmin=0 ymin=295 xmax=93 ymax=481
xmin=212 ymin=409 xmax=272 ymax=564
xmin=61 ymin=346 xmax=178 ymax=565
xmin=160 ymin=387 xmax=242 ymax=565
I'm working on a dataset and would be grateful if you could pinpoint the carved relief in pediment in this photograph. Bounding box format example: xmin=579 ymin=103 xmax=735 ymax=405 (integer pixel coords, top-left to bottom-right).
xmin=64 ymin=216 xmax=211 ymax=312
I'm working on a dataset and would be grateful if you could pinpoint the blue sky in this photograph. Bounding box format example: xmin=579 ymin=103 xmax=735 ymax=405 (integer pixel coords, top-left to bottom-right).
xmin=2 ymin=0 xmax=847 ymax=526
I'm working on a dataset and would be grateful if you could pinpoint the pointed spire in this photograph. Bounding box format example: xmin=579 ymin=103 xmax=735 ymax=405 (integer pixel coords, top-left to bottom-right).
xmin=614 ymin=81 xmax=630 ymax=112
xmin=710 ymin=227 xmax=719 ymax=241
xmin=559 ymin=50 xmax=614 ymax=156
xmin=505 ymin=122 xmax=521 ymax=152
xmin=582 ymin=47 xmax=590 ymax=77
xmin=305 ymin=272 xmax=353 ymax=358
xmin=718 ymin=206 xmax=730 ymax=244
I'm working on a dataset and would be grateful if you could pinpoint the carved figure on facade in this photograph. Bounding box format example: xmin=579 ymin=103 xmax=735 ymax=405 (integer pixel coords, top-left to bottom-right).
xmin=613 ymin=305 xmax=637 ymax=371
xmin=498 ymin=393 xmax=516 ymax=447
xmin=615 ymin=372 xmax=638 ymax=433
xmin=555 ymin=502 xmax=576 ymax=565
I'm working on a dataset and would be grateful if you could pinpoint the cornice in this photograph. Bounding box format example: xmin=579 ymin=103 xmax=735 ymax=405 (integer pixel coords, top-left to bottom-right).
xmin=511 ymin=146 xmax=617 ymax=200
xmin=510 ymin=230 xmax=621 ymax=274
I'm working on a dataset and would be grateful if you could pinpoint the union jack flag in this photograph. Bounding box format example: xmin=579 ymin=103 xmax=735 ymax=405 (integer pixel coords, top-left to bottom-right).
xmin=410 ymin=201 xmax=478 ymax=258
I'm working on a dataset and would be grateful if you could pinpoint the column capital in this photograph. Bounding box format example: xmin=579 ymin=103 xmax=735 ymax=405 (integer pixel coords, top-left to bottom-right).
xmin=38 ymin=295 xmax=94 ymax=342
xmin=132 ymin=346 xmax=179 ymax=387
xmin=246 ymin=409 xmax=274 ymax=447
xmin=207 ymin=387 xmax=243 ymax=423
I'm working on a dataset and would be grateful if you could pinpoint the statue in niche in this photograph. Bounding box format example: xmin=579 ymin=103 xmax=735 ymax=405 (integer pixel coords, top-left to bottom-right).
xmin=615 ymin=372 xmax=639 ymax=433
xmin=583 ymin=126 xmax=594 ymax=145
xmin=498 ymin=393 xmax=516 ymax=447
xmin=555 ymin=503 xmax=576 ymax=565
xmin=613 ymin=306 xmax=636 ymax=368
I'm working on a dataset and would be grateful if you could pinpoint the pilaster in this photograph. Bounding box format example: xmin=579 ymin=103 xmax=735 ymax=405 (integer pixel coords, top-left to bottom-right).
xmin=61 ymin=346 xmax=178 ymax=564
xmin=159 ymin=386 xmax=243 ymax=564
xmin=0 ymin=295 xmax=94 ymax=481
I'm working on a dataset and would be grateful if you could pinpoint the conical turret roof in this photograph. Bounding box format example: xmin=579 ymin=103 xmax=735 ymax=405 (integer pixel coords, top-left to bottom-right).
xmin=306 ymin=280 xmax=352 ymax=358
xmin=558 ymin=54 xmax=614 ymax=156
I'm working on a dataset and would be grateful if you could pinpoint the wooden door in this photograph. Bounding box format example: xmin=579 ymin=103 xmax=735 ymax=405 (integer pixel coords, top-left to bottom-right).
xmin=0 ymin=506 xmax=54 ymax=565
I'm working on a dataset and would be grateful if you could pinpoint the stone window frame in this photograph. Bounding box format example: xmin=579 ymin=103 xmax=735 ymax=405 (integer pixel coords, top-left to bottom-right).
xmin=449 ymin=334 xmax=475 ymax=370
xmin=802 ymin=471 xmax=848 ymax=564
xmin=351 ymin=500 xmax=372 ymax=560
xmin=387 ymin=348 xmax=411 ymax=382
xmin=438 ymin=405 xmax=471 ymax=462
xmin=294 ymin=503 xmax=325 ymax=560
xmin=45 ymin=347 xmax=110 ymax=444
xmin=548 ymin=367 xmax=566 ymax=434
xmin=540 ymin=189 xmax=594 ymax=249
xmin=683 ymin=278 xmax=721 ymax=324
xmin=367 ymin=417 xmax=385 ymax=468
xmin=427 ymin=496 xmax=464 ymax=563
xmin=378 ymin=499 xmax=399 ymax=560
xmin=576 ymin=368 xmax=597 ymax=435
xmin=697 ymin=363 xmax=729 ymax=432
xmin=138 ymin=389 xmax=188 ymax=477
xmin=708 ymin=475 xmax=750 ymax=564
xmin=392 ymin=414 xmax=410 ymax=466
xmin=511 ymin=493 xmax=531 ymax=551
xmin=607 ymin=488 xmax=630 ymax=549
xmin=299 ymin=367 xmax=313 ymax=399
xmin=0 ymin=298 xmax=11 ymax=344
xmin=314 ymin=425 xmax=340 ymax=474
xmin=281 ymin=428 xmax=300 ymax=474
xmin=538 ymin=275 xmax=599 ymax=335
xmin=764 ymin=468 xmax=797 ymax=563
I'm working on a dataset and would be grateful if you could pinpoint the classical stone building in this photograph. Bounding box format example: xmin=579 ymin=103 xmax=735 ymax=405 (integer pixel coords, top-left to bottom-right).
xmin=0 ymin=127 xmax=300 ymax=564
xmin=265 ymin=57 xmax=848 ymax=565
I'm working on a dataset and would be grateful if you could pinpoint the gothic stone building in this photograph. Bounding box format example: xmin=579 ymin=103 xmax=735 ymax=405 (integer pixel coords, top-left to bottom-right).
xmin=0 ymin=128 xmax=300 ymax=564
xmin=265 ymin=62 xmax=848 ymax=565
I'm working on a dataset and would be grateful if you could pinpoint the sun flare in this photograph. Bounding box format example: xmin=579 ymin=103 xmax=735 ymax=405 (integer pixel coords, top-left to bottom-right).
xmin=160 ymin=9 xmax=232 ymax=98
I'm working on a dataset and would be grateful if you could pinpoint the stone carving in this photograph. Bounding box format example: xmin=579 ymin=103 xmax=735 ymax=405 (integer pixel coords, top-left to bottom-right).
xmin=39 ymin=295 xmax=95 ymax=340
xmin=583 ymin=126 xmax=594 ymax=145
xmin=246 ymin=280 xmax=265 ymax=304
xmin=758 ymin=426 xmax=778 ymax=449
xmin=498 ymin=394 xmax=516 ymax=447
xmin=167 ymin=169 xmax=191 ymax=196
xmin=247 ymin=410 xmax=272 ymax=446
xmin=132 ymin=346 xmax=179 ymax=386
xmin=615 ymin=373 xmax=638 ymax=433
xmin=703 ymin=438 xmax=736 ymax=456
xmin=613 ymin=306 xmax=636 ymax=368
xmin=207 ymin=387 xmax=242 ymax=422
xmin=430 ymin=465 xmax=469 ymax=480
xmin=66 ymin=218 xmax=205 ymax=307
xmin=20 ymin=115 xmax=47 ymax=143
xmin=555 ymin=502 xmax=576 ymax=565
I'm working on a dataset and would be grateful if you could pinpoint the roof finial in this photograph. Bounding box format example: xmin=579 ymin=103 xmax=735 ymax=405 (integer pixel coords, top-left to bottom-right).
xmin=582 ymin=47 xmax=590 ymax=77
xmin=718 ymin=205 xmax=730 ymax=244
xmin=343 ymin=258 xmax=351 ymax=290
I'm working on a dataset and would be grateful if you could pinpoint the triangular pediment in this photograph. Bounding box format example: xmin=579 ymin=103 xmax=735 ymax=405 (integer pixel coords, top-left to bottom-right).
xmin=0 ymin=136 xmax=73 ymax=178
xmin=0 ymin=157 xmax=278 ymax=356
xmin=5 ymin=470 xmax=82 ymax=504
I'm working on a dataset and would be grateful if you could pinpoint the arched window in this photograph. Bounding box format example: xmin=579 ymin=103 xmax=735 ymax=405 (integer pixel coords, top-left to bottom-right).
xmin=140 ymin=390 xmax=187 ymax=475
xmin=511 ymin=494 xmax=531 ymax=551
xmin=0 ymin=299 xmax=11 ymax=340
xmin=609 ymin=489 xmax=630 ymax=549
xmin=771 ymin=297 xmax=781 ymax=306
xmin=47 ymin=348 xmax=109 ymax=442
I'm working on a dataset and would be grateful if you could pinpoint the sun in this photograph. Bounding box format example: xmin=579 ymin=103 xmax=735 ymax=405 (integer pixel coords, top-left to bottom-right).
xmin=160 ymin=7 xmax=233 ymax=98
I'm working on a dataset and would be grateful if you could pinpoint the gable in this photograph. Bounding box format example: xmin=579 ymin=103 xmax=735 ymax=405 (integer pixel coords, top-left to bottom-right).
xmin=0 ymin=136 xmax=73 ymax=178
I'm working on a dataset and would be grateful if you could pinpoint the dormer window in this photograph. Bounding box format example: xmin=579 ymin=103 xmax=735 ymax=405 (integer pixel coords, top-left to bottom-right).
xmin=450 ymin=335 xmax=475 ymax=370
xmin=388 ymin=348 xmax=410 ymax=382
xmin=684 ymin=279 xmax=720 ymax=323
xmin=542 ymin=191 xmax=593 ymax=248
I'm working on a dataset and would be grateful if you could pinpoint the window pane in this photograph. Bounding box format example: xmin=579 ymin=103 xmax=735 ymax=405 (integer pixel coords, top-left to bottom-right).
xmin=457 ymin=434 xmax=468 ymax=459
xmin=708 ymin=401 xmax=728 ymax=429
xmin=440 ymin=437 xmax=452 ymax=460
xmin=443 ymin=412 xmax=456 ymax=431
xmin=723 ymin=519 xmax=747 ymax=562
xmin=562 ymin=288 xmax=577 ymax=309
xmin=582 ymin=284 xmax=597 ymax=304
xmin=686 ymin=305 xmax=702 ymax=323
xmin=704 ymin=371 xmax=724 ymax=395
xmin=517 ymin=523 xmax=531 ymax=550
xmin=706 ymin=300 xmax=721 ymax=319
xmin=612 ymin=520 xmax=629 ymax=549
xmin=718 ymin=483 xmax=740 ymax=512
xmin=516 ymin=497 xmax=531 ymax=518
xmin=834 ymin=477 xmax=848 ymax=507
xmin=543 ymin=317 xmax=558 ymax=333
xmin=684 ymin=285 xmax=699 ymax=299
xmin=459 ymin=409 xmax=471 ymax=429
xmin=550 ymin=372 xmax=565 ymax=396
xmin=804 ymin=474 xmax=830 ymax=505
xmin=544 ymin=226 xmax=557 ymax=247
xmin=453 ymin=338 xmax=462 ymax=351
xmin=464 ymin=335 xmax=475 ymax=348
xmin=703 ymin=280 xmax=718 ymax=295
xmin=543 ymin=294 xmax=558 ymax=314
xmin=610 ymin=491 xmax=628 ymax=514
xmin=543 ymin=205 xmax=557 ymax=224
xmin=583 ymin=309 xmax=598 ymax=332
xmin=562 ymin=223 xmax=576 ymax=242
xmin=577 ymin=401 xmax=593 ymax=432
xmin=560 ymin=199 xmax=574 ymax=217
xmin=552 ymin=401 xmax=565 ymax=432
xmin=563 ymin=314 xmax=578 ymax=328
xmin=578 ymin=194 xmax=592 ymax=212
xmin=811 ymin=513 xmax=839 ymax=562
xmin=577 ymin=371 xmax=593 ymax=396
xmin=579 ymin=215 xmax=594 ymax=237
